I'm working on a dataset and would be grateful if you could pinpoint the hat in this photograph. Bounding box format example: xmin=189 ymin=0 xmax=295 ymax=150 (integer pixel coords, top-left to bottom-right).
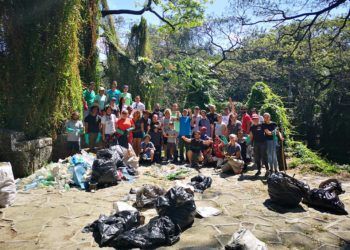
xmin=111 ymin=97 xmax=117 ymax=101
xmin=194 ymin=106 xmax=200 ymax=109
xmin=200 ymin=126 xmax=207 ymax=132
xmin=252 ymin=114 xmax=259 ymax=119
xmin=99 ymin=87 xmax=105 ymax=91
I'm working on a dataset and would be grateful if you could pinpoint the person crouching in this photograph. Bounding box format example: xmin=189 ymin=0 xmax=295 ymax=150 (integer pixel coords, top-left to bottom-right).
xmin=221 ymin=134 xmax=244 ymax=174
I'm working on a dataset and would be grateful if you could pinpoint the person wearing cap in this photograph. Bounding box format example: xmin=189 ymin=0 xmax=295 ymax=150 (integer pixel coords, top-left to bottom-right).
xmin=191 ymin=106 xmax=201 ymax=133
xmin=65 ymin=111 xmax=84 ymax=155
xmin=181 ymin=131 xmax=213 ymax=167
xmin=120 ymin=85 xmax=132 ymax=106
xmin=249 ymin=113 xmax=269 ymax=177
xmin=83 ymin=82 xmax=96 ymax=118
xmin=107 ymin=80 xmax=121 ymax=105
xmin=131 ymin=95 xmax=146 ymax=112
xmin=95 ymin=86 xmax=107 ymax=111
xmin=108 ymin=97 xmax=119 ymax=116
xmin=84 ymin=105 xmax=102 ymax=149
xmin=140 ymin=134 xmax=155 ymax=162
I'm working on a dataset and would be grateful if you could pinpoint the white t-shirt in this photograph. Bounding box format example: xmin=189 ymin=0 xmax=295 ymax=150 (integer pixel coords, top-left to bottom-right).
xmin=95 ymin=94 xmax=107 ymax=111
xmin=222 ymin=115 xmax=230 ymax=125
xmin=192 ymin=114 xmax=201 ymax=132
xmin=101 ymin=114 xmax=117 ymax=135
xmin=131 ymin=102 xmax=145 ymax=112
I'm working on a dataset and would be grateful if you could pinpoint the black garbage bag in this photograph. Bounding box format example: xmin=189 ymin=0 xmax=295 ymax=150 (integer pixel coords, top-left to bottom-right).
xmin=135 ymin=184 xmax=166 ymax=208
xmin=82 ymin=210 xmax=143 ymax=247
xmin=319 ymin=179 xmax=345 ymax=195
xmin=189 ymin=175 xmax=213 ymax=193
xmin=91 ymin=159 xmax=119 ymax=186
xmin=267 ymin=172 xmax=310 ymax=208
xmin=113 ymin=216 xmax=181 ymax=249
xmin=303 ymin=188 xmax=347 ymax=215
xmin=156 ymin=186 xmax=196 ymax=230
xmin=96 ymin=148 xmax=121 ymax=162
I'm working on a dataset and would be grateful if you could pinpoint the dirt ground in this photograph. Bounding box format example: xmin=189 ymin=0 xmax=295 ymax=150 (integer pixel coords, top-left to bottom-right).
xmin=1 ymin=165 xmax=350 ymax=250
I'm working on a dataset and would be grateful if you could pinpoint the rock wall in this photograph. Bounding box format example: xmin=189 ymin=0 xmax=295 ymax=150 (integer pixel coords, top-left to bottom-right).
xmin=0 ymin=129 xmax=52 ymax=178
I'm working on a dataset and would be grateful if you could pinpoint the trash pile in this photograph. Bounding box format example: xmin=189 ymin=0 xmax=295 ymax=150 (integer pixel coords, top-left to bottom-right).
xmin=17 ymin=145 xmax=139 ymax=191
xmin=268 ymin=173 xmax=348 ymax=215
xmin=188 ymin=175 xmax=213 ymax=193
xmin=84 ymin=186 xmax=195 ymax=249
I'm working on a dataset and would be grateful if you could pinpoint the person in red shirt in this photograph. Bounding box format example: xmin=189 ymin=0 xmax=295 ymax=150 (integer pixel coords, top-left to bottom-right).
xmin=241 ymin=106 xmax=252 ymax=135
xmin=116 ymin=110 xmax=135 ymax=148
xmin=212 ymin=136 xmax=225 ymax=167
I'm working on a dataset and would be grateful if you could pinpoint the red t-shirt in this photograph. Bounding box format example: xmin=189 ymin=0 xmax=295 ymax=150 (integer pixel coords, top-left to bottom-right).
xmin=242 ymin=113 xmax=252 ymax=134
xmin=117 ymin=118 xmax=134 ymax=131
xmin=213 ymin=143 xmax=225 ymax=158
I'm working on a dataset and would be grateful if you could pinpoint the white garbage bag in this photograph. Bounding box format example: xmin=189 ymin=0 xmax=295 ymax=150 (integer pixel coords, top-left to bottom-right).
xmin=225 ymin=228 xmax=267 ymax=250
xmin=0 ymin=162 xmax=17 ymax=208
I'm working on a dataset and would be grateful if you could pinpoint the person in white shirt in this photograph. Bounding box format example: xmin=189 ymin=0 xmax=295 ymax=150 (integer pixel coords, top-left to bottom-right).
xmin=131 ymin=95 xmax=145 ymax=112
xmin=101 ymin=105 xmax=117 ymax=145
xmin=222 ymin=106 xmax=230 ymax=125
xmin=95 ymin=87 xmax=107 ymax=111
xmin=191 ymin=106 xmax=202 ymax=133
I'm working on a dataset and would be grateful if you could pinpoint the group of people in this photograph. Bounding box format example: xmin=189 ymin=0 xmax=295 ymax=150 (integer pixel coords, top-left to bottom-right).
xmin=66 ymin=81 xmax=285 ymax=177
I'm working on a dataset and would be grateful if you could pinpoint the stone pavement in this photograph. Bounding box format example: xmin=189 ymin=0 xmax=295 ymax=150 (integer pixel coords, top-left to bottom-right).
xmin=1 ymin=166 xmax=350 ymax=250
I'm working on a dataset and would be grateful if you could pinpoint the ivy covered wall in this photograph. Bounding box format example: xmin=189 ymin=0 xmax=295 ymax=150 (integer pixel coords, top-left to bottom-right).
xmin=0 ymin=0 xmax=85 ymax=139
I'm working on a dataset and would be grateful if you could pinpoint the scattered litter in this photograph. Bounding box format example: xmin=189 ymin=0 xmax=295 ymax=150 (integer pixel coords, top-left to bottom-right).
xmin=225 ymin=228 xmax=267 ymax=250
xmin=267 ymin=172 xmax=309 ymax=207
xmin=188 ymin=175 xmax=212 ymax=193
xmin=0 ymin=162 xmax=16 ymax=208
xmin=134 ymin=184 xmax=166 ymax=208
xmin=156 ymin=186 xmax=196 ymax=230
xmin=143 ymin=164 xmax=195 ymax=181
xmin=82 ymin=210 xmax=144 ymax=247
xmin=114 ymin=216 xmax=180 ymax=249
xmin=196 ymin=206 xmax=221 ymax=217
xmin=113 ymin=201 xmax=137 ymax=213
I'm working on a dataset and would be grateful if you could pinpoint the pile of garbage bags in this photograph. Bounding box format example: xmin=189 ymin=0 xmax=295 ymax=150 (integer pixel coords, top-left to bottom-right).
xmin=268 ymin=173 xmax=347 ymax=215
xmin=84 ymin=186 xmax=196 ymax=249
xmin=133 ymin=184 xmax=166 ymax=208
xmin=0 ymin=162 xmax=16 ymax=208
xmin=18 ymin=144 xmax=139 ymax=191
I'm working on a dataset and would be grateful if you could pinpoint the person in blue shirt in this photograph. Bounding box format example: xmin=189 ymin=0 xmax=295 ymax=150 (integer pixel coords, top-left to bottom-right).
xmin=107 ymin=80 xmax=121 ymax=105
xmin=178 ymin=109 xmax=192 ymax=163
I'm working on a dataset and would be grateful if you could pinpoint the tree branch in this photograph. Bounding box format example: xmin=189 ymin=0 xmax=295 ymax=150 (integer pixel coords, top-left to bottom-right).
xmin=101 ymin=0 xmax=152 ymax=17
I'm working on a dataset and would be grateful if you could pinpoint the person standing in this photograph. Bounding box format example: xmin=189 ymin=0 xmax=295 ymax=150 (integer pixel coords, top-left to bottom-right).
xmin=241 ymin=106 xmax=252 ymax=135
xmin=120 ymin=85 xmax=132 ymax=106
xmin=101 ymin=105 xmax=117 ymax=146
xmin=132 ymin=110 xmax=144 ymax=156
xmin=116 ymin=110 xmax=135 ymax=148
xmin=178 ymin=109 xmax=192 ymax=163
xmin=214 ymin=114 xmax=227 ymax=138
xmin=66 ymin=111 xmax=84 ymax=155
xmin=107 ymin=81 xmax=121 ymax=105
xmin=199 ymin=110 xmax=211 ymax=137
xmin=227 ymin=113 xmax=242 ymax=136
xmin=207 ymin=104 xmax=218 ymax=138
xmin=170 ymin=103 xmax=180 ymax=133
xmin=83 ymin=82 xmax=96 ymax=118
xmin=191 ymin=106 xmax=202 ymax=134
xmin=95 ymin=87 xmax=107 ymax=112
xmin=249 ymin=114 xmax=268 ymax=177
xmin=84 ymin=105 xmax=101 ymax=149
xmin=262 ymin=113 xmax=284 ymax=174
xmin=164 ymin=122 xmax=178 ymax=161
xmin=131 ymin=95 xmax=146 ymax=112
xmin=152 ymin=103 xmax=163 ymax=119
xmin=222 ymin=106 xmax=230 ymax=125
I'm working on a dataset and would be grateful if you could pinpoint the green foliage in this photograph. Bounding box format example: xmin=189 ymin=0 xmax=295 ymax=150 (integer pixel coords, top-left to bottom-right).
xmin=0 ymin=0 xmax=83 ymax=138
xmin=246 ymin=82 xmax=291 ymax=139
xmin=289 ymin=141 xmax=341 ymax=174
xmin=127 ymin=17 xmax=152 ymax=59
